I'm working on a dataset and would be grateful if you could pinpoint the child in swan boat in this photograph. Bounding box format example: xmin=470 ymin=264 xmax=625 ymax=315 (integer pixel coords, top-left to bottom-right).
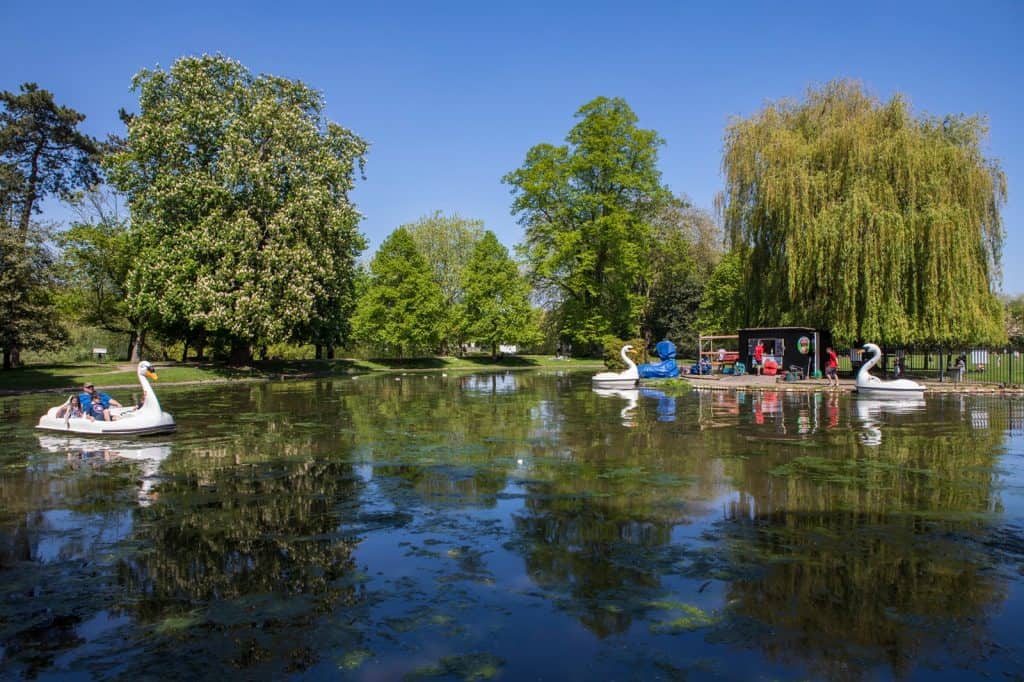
xmin=87 ymin=393 xmax=114 ymax=421
xmin=55 ymin=395 xmax=86 ymax=419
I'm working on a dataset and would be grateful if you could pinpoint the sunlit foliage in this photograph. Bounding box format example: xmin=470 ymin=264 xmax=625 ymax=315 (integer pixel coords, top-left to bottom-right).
xmin=106 ymin=55 xmax=367 ymax=364
xmin=459 ymin=231 xmax=541 ymax=357
xmin=505 ymin=97 xmax=670 ymax=353
xmin=721 ymin=80 xmax=1007 ymax=346
xmin=352 ymin=227 xmax=446 ymax=357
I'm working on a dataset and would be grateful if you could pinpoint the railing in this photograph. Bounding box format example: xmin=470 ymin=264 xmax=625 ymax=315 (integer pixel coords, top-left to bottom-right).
xmin=837 ymin=348 xmax=1024 ymax=386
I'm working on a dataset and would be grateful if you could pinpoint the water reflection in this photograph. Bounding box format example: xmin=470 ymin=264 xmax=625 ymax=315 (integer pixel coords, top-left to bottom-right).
xmin=592 ymin=386 xmax=678 ymax=426
xmin=460 ymin=372 xmax=518 ymax=394
xmin=720 ymin=508 xmax=1006 ymax=679
xmin=639 ymin=387 xmax=676 ymax=422
xmin=854 ymin=395 xmax=927 ymax=446
xmin=37 ymin=435 xmax=172 ymax=505
xmin=592 ymin=387 xmax=639 ymax=426
xmin=0 ymin=375 xmax=1021 ymax=679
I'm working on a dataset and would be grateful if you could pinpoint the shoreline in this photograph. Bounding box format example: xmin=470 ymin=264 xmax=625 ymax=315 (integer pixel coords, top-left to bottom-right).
xmin=673 ymin=373 xmax=1024 ymax=395
xmin=4 ymin=364 xmax=1021 ymax=398
xmin=0 ymin=361 xmax=605 ymax=398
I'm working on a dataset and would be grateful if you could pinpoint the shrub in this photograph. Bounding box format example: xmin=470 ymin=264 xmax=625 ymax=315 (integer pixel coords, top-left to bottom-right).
xmin=601 ymin=336 xmax=647 ymax=370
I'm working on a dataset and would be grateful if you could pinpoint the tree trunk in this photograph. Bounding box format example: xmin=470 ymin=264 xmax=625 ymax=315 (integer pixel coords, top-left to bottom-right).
xmin=230 ymin=342 xmax=253 ymax=367
xmin=8 ymin=345 xmax=20 ymax=368
xmin=194 ymin=331 xmax=206 ymax=361
xmin=326 ymin=345 xmax=335 ymax=360
xmin=315 ymin=344 xmax=323 ymax=360
xmin=17 ymin=144 xmax=43 ymax=237
xmin=181 ymin=342 xmax=189 ymax=363
xmin=491 ymin=342 xmax=498 ymax=359
xmin=129 ymin=329 xmax=146 ymax=362
xmin=2 ymin=347 xmax=12 ymax=370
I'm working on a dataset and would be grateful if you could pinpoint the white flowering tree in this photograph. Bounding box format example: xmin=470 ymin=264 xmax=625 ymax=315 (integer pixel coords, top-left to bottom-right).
xmin=106 ymin=55 xmax=367 ymax=364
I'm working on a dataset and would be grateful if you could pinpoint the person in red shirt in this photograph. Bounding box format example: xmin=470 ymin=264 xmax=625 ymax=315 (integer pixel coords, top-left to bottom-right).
xmin=753 ymin=341 xmax=764 ymax=376
xmin=825 ymin=346 xmax=839 ymax=388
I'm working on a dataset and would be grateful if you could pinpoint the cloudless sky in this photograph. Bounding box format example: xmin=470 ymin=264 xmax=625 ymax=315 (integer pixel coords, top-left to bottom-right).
xmin=6 ymin=1 xmax=1023 ymax=290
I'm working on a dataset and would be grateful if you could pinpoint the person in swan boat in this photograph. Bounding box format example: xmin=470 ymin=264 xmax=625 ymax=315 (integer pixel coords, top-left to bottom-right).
xmin=79 ymin=381 xmax=122 ymax=411
xmin=87 ymin=393 xmax=113 ymax=421
xmin=55 ymin=395 xmax=86 ymax=419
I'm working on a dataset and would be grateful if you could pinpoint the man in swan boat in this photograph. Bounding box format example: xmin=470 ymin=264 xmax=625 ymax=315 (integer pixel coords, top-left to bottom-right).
xmin=80 ymin=381 xmax=122 ymax=411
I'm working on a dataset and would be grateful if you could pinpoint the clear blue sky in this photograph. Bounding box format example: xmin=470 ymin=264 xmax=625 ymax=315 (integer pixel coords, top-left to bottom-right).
xmin=5 ymin=1 xmax=1023 ymax=290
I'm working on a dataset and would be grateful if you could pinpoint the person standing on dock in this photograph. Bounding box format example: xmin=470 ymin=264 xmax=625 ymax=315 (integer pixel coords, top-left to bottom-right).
xmin=825 ymin=346 xmax=839 ymax=388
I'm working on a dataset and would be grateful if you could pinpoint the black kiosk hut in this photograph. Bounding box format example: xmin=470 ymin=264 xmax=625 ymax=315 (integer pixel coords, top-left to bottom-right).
xmin=738 ymin=327 xmax=833 ymax=377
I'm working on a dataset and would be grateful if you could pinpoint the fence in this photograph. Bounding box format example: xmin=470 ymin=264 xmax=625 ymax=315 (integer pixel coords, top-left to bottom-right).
xmin=836 ymin=348 xmax=1024 ymax=386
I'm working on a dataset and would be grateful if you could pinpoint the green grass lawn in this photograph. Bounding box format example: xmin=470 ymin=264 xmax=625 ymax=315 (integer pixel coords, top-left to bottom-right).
xmin=0 ymin=355 xmax=604 ymax=394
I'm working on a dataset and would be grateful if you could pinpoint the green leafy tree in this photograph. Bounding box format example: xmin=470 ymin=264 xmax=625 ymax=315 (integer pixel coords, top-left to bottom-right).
xmin=641 ymin=196 xmax=723 ymax=349
xmin=56 ymin=189 xmax=142 ymax=358
xmin=1 ymin=83 xmax=99 ymax=236
xmin=0 ymin=83 xmax=98 ymax=367
xmin=460 ymin=231 xmax=541 ymax=357
xmin=352 ymin=228 xmax=446 ymax=357
xmin=504 ymin=96 xmax=670 ymax=354
xmin=0 ymin=222 xmax=67 ymax=367
xmin=404 ymin=211 xmax=484 ymax=352
xmin=1004 ymin=294 xmax=1024 ymax=348
xmin=105 ymin=55 xmax=367 ymax=365
xmin=721 ymin=80 xmax=1007 ymax=346
xmin=696 ymin=251 xmax=744 ymax=335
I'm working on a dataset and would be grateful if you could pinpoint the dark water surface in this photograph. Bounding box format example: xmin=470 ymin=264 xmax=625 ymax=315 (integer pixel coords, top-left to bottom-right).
xmin=1 ymin=371 xmax=1023 ymax=680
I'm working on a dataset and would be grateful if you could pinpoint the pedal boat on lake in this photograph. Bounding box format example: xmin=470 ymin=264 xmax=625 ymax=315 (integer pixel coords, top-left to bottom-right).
xmin=855 ymin=343 xmax=926 ymax=396
xmin=591 ymin=345 xmax=640 ymax=389
xmin=36 ymin=361 xmax=176 ymax=436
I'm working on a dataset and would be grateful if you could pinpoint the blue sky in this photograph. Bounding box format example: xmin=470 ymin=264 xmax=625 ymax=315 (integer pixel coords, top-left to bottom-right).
xmin=5 ymin=1 xmax=1023 ymax=290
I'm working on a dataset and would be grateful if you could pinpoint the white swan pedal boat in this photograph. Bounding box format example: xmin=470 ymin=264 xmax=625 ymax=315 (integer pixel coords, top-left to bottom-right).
xmin=592 ymin=345 xmax=640 ymax=388
xmin=36 ymin=361 xmax=176 ymax=436
xmin=855 ymin=343 xmax=926 ymax=395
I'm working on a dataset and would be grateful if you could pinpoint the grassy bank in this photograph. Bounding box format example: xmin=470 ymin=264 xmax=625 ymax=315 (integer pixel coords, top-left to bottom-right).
xmin=0 ymin=355 xmax=604 ymax=394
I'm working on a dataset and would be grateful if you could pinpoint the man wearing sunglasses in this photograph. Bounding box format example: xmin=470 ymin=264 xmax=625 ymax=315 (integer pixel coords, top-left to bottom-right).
xmin=79 ymin=381 xmax=122 ymax=411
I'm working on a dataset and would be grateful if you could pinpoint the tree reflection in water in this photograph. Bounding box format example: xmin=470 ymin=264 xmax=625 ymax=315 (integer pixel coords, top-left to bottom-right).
xmin=711 ymin=393 xmax=1011 ymax=677
xmin=1 ymin=376 xmax=1023 ymax=679
xmin=114 ymin=380 xmax=370 ymax=676
xmin=508 ymin=388 xmax=1020 ymax=677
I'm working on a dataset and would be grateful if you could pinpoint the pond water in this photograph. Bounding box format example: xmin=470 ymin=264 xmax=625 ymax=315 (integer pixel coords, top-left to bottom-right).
xmin=1 ymin=371 xmax=1023 ymax=680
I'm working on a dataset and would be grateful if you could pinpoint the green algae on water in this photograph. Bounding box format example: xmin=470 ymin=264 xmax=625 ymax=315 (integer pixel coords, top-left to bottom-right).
xmin=407 ymin=652 xmax=505 ymax=680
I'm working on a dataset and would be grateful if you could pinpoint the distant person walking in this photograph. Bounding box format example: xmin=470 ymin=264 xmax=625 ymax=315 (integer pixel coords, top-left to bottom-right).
xmin=825 ymin=346 xmax=839 ymax=388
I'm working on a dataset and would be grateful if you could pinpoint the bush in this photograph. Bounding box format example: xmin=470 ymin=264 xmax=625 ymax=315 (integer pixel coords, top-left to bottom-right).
xmin=18 ymin=323 xmax=160 ymax=364
xmin=601 ymin=336 xmax=647 ymax=370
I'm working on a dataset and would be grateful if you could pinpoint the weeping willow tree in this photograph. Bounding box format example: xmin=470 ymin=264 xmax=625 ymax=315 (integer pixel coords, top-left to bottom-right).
xmin=721 ymin=80 xmax=1007 ymax=346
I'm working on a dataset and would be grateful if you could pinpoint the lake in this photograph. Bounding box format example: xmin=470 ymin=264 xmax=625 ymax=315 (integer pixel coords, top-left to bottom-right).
xmin=1 ymin=371 xmax=1023 ymax=680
